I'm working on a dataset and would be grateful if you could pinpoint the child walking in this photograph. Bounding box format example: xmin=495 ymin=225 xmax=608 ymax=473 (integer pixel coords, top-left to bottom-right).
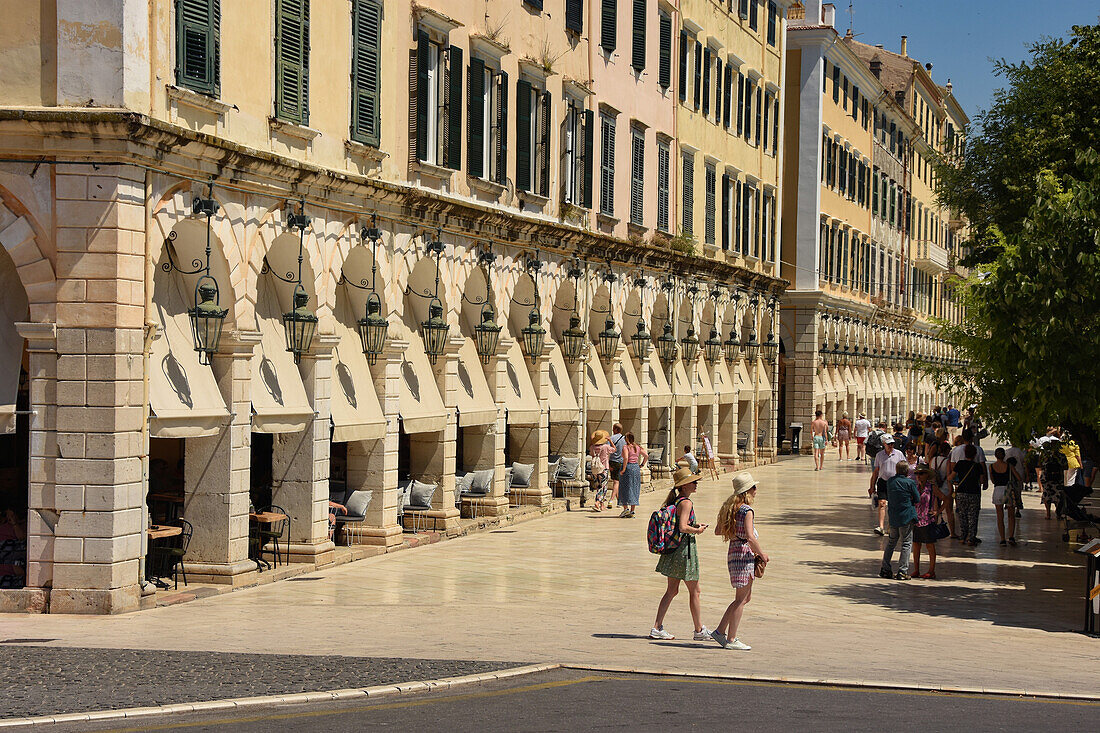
xmin=711 ymin=473 xmax=768 ymax=651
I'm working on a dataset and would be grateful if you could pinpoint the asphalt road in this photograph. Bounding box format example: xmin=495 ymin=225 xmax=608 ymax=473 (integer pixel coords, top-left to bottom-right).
xmin=36 ymin=669 xmax=1099 ymax=733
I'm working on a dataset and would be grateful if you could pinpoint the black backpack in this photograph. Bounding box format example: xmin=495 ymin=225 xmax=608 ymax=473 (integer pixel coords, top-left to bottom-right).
xmin=865 ymin=430 xmax=883 ymax=457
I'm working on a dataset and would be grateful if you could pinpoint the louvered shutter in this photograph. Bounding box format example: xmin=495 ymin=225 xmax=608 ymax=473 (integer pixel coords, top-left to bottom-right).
xmin=754 ymin=86 xmax=762 ymax=145
xmin=516 ymin=79 xmax=531 ymax=191
xmin=735 ymin=180 xmax=742 ymax=254
xmin=631 ymin=0 xmax=646 ymax=72
xmin=713 ymin=58 xmax=722 ymax=123
xmin=681 ymin=154 xmax=693 ymax=236
xmin=772 ymin=97 xmax=779 ymax=154
xmin=566 ymin=0 xmax=583 ymax=34
xmin=351 ymin=0 xmax=381 ymax=147
xmin=467 ymin=57 xmax=485 ymax=178
xmin=539 ymin=91 xmax=552 ymax=196
xmin=600 ymin=116 xmax=615 ymax=216
xmin=657 ymin=144 xmax=669 ymax=232
xmin=658 ymin=12 xmax=671 ymax=90
xmin=495 ymin=71 xmax=508 ymax=185
xmin=692 ymin=40 xmax=702 ymax=110
xmin=176 ymin=0 xmax=220 ymax=96
xmin=722 ymin=64 xmax=732 ymax=128
xmin=739 ymin=0 xmax=750 ymax=19
xmin=600 ymin=0 xmax=616 ymax=52
xmin=736 ymin=73 xmax=744 ymax=136
xmin=705 ymin=166 xmax=715 ymax=245
xmin=582 ymin=109 xmax=594 ymax=209
xmin=721 ymin=172 xmax=730 ymax=250
xmin=445 ymin=45 xmax=463 ymax=170
xmin=701 ymin=47 xmax=711 ymax=117
xmin=525 ymin=0 xmax=543 ymax=9
xmin=678 ymin=30 xmax=688 ymax=102
xmin=630 ymin=131 xmax=644 ymax=226
xmin=275 ymin=0 xmax=309 ymax=125
xmin=415 ymin=30 xmax=429 ymax=161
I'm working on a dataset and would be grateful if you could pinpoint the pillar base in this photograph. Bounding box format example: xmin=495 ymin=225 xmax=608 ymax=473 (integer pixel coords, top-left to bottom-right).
xmin=463 ymin=495 xmax=510 ymax=518
xmin=48 ymin=585 xmax=141 ymax=615
xmin=286 ymin=540 xmax=337 ymax=566
xmin=517 ymin=485 xmax=552 ymax=507
xmin=403 ymin=507 xmax=461 ymax=532
xmin=184 ymin=559 xmax=261 ymax=586
xmin=0 ymin=588 xmax=50 ymax=614
xmin=346 ymin=524 xmax=404 ymax=548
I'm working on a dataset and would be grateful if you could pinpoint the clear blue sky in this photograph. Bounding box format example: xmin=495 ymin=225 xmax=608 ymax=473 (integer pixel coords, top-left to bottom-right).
xmin=840 ymin=0 xmax=1100 ymax=122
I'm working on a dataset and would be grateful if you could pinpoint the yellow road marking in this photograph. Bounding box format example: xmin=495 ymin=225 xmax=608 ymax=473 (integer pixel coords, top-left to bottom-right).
xmin=82 ymin=672 xmax=1100 ymax=732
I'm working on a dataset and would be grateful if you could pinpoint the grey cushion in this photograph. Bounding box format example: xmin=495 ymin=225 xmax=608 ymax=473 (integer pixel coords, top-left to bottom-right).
xmin=467 ymin=469 xmax=492 ymax=493
xmin=344 ymin=489 xmax=372 ymax=519
xmin=648 ymin=447 xmax=664 ymax=465
xmin=504 ymin=467 xmax=513 ymax=490
xmin=510 ymin=462 xmax=534 ymax=488
xmin=455 ymin=473 xmax=474 ymax=496
xmin=557 ymin=457 xmax=580 ymax=480
xmin=408 ymin=480 xmax=436 ymax=509
xmin=546 ymin=460 xmax=559 ymax=482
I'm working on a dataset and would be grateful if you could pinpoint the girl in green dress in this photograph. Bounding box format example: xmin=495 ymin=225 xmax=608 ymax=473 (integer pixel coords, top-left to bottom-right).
xmin=649 ymin=467 xmax=712 ymax=642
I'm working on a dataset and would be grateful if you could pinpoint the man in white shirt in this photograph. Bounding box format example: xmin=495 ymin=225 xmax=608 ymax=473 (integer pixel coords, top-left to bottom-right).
xmin=949 ymin=429 xmax=987 ymax=471
xmin=868 ymin=435 xmax=903 ymax=535
xmin=853 ymin=414 xmax=872 ymax=462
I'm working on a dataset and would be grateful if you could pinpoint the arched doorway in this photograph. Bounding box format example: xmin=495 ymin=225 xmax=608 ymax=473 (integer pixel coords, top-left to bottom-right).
xmin=0 ymin=244 xmax=29 ymax=590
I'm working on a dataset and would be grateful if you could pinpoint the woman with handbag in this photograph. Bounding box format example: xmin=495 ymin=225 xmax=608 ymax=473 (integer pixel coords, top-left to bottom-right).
xmin=947 ymin=444 xmax=986 ymax=546
xmin=911 ymin=465 xmax=945 ymax=579
xmin=711 ymin=473 xmax=768 ymax=651
xmin=929 ymin=441 xmax=955 ymax=538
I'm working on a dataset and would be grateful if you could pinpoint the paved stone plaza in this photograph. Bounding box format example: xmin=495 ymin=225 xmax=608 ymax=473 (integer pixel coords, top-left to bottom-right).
xmin=1 ymin=453 xmax=1096 ymax=711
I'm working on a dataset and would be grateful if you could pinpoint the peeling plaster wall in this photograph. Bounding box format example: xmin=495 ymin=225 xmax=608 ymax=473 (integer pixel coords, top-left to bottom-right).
xmin=56 ymin=0 xmax=150 ymax=109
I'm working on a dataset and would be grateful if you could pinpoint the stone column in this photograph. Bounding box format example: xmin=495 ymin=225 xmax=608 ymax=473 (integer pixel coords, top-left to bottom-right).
xmin=12 ymin=322 xmax=57 ymax=613
xmin=517 ymin=339 xmax=552 ymax=506
xmin=271 ymin=333 xmax=337 ymax=566
xmin=182 ymin=330 xmax=259 ymax=585
xmin=415 ymin=336 xmax=461 ymax=529
xmin=351 ymin=338 xmax=404 ymax=547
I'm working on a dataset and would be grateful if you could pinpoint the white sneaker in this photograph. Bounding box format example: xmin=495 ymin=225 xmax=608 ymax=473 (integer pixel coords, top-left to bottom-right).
xmin=693 ymin=626 xmax=714 ymax=641
xmin=724 ymin=638 xmax=751 ymax=651
xmin=649 ymin=627 xmax=675 ymax=640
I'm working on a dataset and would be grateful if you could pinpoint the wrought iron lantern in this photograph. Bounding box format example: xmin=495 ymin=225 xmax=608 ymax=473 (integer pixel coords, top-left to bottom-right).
xmin=630 ymin=318 xmax=652 ymax=360
xmin=761 ymin=334 xmax=779 ymax=364
xmin=519 ymin=255 xmax=546 ymax=363
xmin=680 ymin=326 xmax=700 ymax=362
xmin=351 ymin=220 xmax=389 ymax=365
xmin=743 ymin=333 xmax=761 ymax=363
xmin=598 ymin=318 xmax=621 ymax=360
xmin=656 ymin=322 xmax=678 ymax=364
xmin=703 ymin=328 xmax=723 ymax=365
xmin=724 ymin=328 xmax=741 ymax=363
xmin=560 ymin=261 xmax=587 ymax=364
xmin=472 ymin=248 xmax=501 ymax=364
xmin=421 ymin=229 xmax=449 ymax=364
xmin=281 ymin=204 xmax=317 ymax=364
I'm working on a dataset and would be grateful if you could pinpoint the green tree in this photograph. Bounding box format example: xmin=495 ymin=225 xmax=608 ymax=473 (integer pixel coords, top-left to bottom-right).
xmin=934 ymin=24 xmax=1100 ymax=456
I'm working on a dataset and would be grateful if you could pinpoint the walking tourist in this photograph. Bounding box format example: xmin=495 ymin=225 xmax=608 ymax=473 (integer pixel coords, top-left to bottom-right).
xmin=989 ymin=448 xmax=1019 ymax=545
xmin=880 ymin=460 xmax=919 ymax=581
xmin=865 ymin=421 xmax=887 ymax=464
xmin=949 ymin=428 xmax=987 ymax=471
xmin=587 ymin=430 xmax=613 ymax=512
xmin=929 ymin=441 xmax=956 ymax=538
xmin=1037 ymin=431 xmax=1067 ymax=519
xmin=948 ymin=444 xmax=986 ymax=545
xmin=650 ymin=467 xmax=712 ymax=642
xmin=946 ymin=404 xmax=961 ymax=439
xmin=854 ymin=413 xmax=871 ymax=461
xmin=911 ymin=464 xmax=944 ymax=579
xmin=868 ymin=434 xmax=903 ymax=535
xmin=836 ymin=414 xmax=852 ymax=460
xmin=617 ymin=433 xmax=647 ymax=518
xmin=607 ymin=423 xmax=626 ymax=508
xmin=711 ymin=473 xmax=768 ymax=651
xmin=1005 ymin=443 xmax=1027 ymax=519
xmin=811 ymin=410 xmax=829 ymax=470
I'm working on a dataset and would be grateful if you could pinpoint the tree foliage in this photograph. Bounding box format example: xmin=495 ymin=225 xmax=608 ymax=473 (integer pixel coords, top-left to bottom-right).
xmin=933 ymin=24 xmax=1100 ymax=455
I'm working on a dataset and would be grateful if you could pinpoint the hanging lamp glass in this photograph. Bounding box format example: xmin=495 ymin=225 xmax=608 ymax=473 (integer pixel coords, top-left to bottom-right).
xmin=656 ymin=322 xmax=678 ymax=364
xmin=761 ymin=333 xmax=779 ymax=364
xmin=181 ymin=188 xmax=227 ymax=365
xmin=703 ymin=328 xmax=723 ymax=365
xmin=520 ymin=306 xmax=547 ymax=363
xmin=419 ymin=231 xmax=450 ymax=364
xmin=598 ymin=317 xmax=621 ymax=360
xmin=743 ymin=333 xmax=760 ymax=363
xmin=630 ymin=318 xmax=651 ymax=360
xmin=680 ymin=326 xmax=700 ymax=362
xmin=355 ymin=221 xmax=389 ymax=365
xmin=724 ymin=328 xmax=741 ymax=363
xmin=281 ymin=206 xmax=317 ymax=364
xmin=473 ymin=249 xmax=501 ymax=364
xmin=561 ymin=314 xmax=586 ymax=364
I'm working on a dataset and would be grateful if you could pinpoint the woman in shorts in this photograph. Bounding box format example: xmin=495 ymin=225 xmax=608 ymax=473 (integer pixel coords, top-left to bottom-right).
xmin=836 ymin=414 xmax=852 ymax=461
xmin=989 ymin=447 xmax=1020 ymax=545
xmin=911 ymin=464 xmax=943 ymax=579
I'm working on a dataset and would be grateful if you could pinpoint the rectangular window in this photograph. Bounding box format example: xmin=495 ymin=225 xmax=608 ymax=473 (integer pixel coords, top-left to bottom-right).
xmin=276 ymin=0 xmax=310 ymax=125
xmin=771 ymin=96 xmax=780 ymax=155
xmin=754 ymin=85 xmax=762 ymax=145
xmin=414 ymin=33 xmax=462 ymax=168
xmin=678 ymin=29 xmax=688 ymax=103
xmin=741 ymin=185 xmax=753 ymax=255
xmin=847 ymin=153 xmax=856 ymax=198
xmin=350 ymin=0 xmax=382 ymax=147
xmin=693 ymin=40 xmax=702 ymax=111
xmin=657 ymin=141 xmax=670 ymax=232
xmin=735 ymin=181 xmax=743 ymax=255
xmin=562 ymin=99 xmax=592 ymax=207
xmin=702 ymin=47 xmax=711 ymax=117
xmin=600 ymin=0 xmax=616 ymax=52
xmin=851 ymin=86 xmax=859 ymax=120
xmin=762 ymin=91 xmax=772 ymax=152
xmin=736 ymin=73 xmax=745 ymax=136
xmin=767 ymin=2 xmax=778 ymax=46
xmin=516 ymin=80 xmax=550 ymax=196
xmin=658 ymin=11 xmax=672 ymax=90
xmin=721 ymin=172 xmax=731 ymax=251
xmin=739 ymin=0 xmax=750 ymax=20
xmin=749 ymin=0 xmax=759 ymax=31
xmin=681 ymin=152 xmax=694 ymax=236
xmin=861 ymin=98 xmax=869 ymax=130
xmin=753 ymin=186 xmax=762 ymax=259
xmin=175 ymin=0 xmax=220 ymax=97
xmin=832 ymin=64 xmax=840 ymax=104
xmin=566 ymin=0 xmax=583 ymax=34
xmin=599 ymin=114 xmax=615 ymax=216
xmin=722 ymin=63 xmax=733 ymax=129
xmin=630 ymin=129 xmax=645 ymax=226
xmin=631 ymin=0 xmax=646 ymax=72
xmin=704 ymin=164 xmax=716 ymax=246
xmin=468 ymin=61 xmax=507 ymax=184
xmin=842 ymin=76 xmax=848 ymax=111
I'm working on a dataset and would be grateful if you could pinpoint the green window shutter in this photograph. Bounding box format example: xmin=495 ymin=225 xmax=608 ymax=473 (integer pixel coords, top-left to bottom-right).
xmin=445 ymin=45 xmax=463 ymax=170
xmin=582 ymin=109 xmax=594 ymax=209
xmin=538 ymin=90 xmax=551 ymax=196
xmin=350 ymin=0 xmax=382 ymax=147
xmin=722 ymin=63 xmax=732 ymax=129
xmin=566 ymin=0 xmax=583 ymax=34
xmin=631 ymin=0 xmax=646 ymax=72
xmin=524 ymin=0 xmax=543 ymax=9
xmin=175 ymin=0 xmax=220 ymax=96
xmin=600 ymin=0 xmax=616 ymax=53
xmin=495 ymin=71 xmax=508 ymax=185
xmin=657 ymin=143 xmax=669 ymax=232
xmin=704 ymin=165 xmax=715 ymax=245
xmin=658 ymin=13 xmax=671 ymax=90
xmin=467 ymin=57 xmax=485 ymax=179
xmin=681 ymin=153 xmax=693 ymax=236
xmin=701 ymin=47 xmax=711 ymax=117
xmin=630 ymin=131 xmax=644 ymax=226
xmin=516 ymin=79 xmax=531 ymax=192
xmin=275 ymin=0 xmax=309 ymax=125
xmin=600 ymin=115 xmax=615 ymax=216
xmin=678 ymin=30 xmax=688 ymax=103
xmin=692 ymin=40 xmax=701 ymax=110
xmin=415 ymin=30 xmax=429 ymax=161
xmin=721 ymin=172 xmax=730 ymax=250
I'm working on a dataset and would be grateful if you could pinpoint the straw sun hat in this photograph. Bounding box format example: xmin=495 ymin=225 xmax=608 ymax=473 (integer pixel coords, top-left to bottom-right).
xmin=732 ymin=472 xmax=757 ymax=496
xmin=672 ymin=465 xmax=702 ymax=488
xmin=590 ymin=430 xmax=609 ymax=446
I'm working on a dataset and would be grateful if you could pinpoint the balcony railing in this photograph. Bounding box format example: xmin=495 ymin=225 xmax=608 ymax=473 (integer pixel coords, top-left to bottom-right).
xmin=913 ymin=239 xmax=949 ymax=275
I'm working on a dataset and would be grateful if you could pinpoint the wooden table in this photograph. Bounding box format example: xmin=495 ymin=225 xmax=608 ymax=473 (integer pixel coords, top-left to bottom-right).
xmin=249 ymin=511 xmax=288 ymax=524
xmin=249 ymin=512 xmax=289 ymax=570
xmin=147 ymin=524 xmax=182 ymax=540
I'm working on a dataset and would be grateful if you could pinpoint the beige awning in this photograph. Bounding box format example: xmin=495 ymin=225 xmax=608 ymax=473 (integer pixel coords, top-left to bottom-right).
xmin=736 ymin=361 xmax=753 ymax=401
xmin=0 ymin=256 xmax=27 ymax=434
xmin=502 ymin=341 xmax=541 ymax=425
xmin=585 ymin=352 xmax=614 ymax=413
xmin=757 ymin=360 xmax=773 ymax=396
xmin=825 ymin=366 xmax=843 ymax=399
xmin=712 ymin=359 xmax=736 ymax=404
xmin=814 ymin=371 xmax=825 ymax=399
xmin=642 ymin=351 xmax=672 ymax=409
xmin=695 ymin=361 xmax=715 ymax=404
xmin=613 ymin=352 xmax=644 ymax=410
xmin=547 ymin=341 xmax=580 ymax=424
xmin=330 ymin=300 xmax=387 ymax=442
xmin=252 ymin=278 xmax=314 ymax=433
xmin=454 ymin=338 xmax=497 ymax=426
xmin=866 ymin=368 xmax=881 ymax=396
xmin=844 ymin=366 xmax=863 ymax=395
xmin=399 ymin=336 xmax=449 ymax=434
xmin=148 ymin=271 xmax=230 ymax=438
xmin=670 ymin=359 xmax=692 ymax=407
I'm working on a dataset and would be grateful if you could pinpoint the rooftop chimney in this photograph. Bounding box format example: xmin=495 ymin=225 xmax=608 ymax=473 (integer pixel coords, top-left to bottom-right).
xmin=822 ymin=3 xmax=836 ymax=28
xmin=900 ymin=36 xmax=908 ymax=57
xmin=875 ymin=44 xmax=884 ymax=49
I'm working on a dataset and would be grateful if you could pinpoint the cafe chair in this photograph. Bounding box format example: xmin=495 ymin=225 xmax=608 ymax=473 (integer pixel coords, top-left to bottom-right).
xmin=150 ymin=518 xmax=192 ymax=590
xmin=253 ymin=504 xmax=290 ymax=568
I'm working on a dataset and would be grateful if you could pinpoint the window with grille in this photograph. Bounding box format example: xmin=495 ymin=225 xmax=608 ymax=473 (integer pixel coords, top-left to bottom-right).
xmin=175 ymin=0 xmax=220 ymax=97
